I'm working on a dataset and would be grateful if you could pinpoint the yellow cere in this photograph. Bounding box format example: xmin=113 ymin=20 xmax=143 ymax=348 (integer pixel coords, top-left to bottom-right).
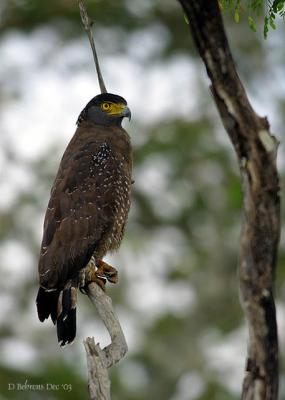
xmin=100 ymin=102 xmax=126 ymax=116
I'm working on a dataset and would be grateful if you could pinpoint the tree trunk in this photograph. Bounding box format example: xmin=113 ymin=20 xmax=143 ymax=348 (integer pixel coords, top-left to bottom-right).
xmin=176 ymin=1 xmax=280 ymax=399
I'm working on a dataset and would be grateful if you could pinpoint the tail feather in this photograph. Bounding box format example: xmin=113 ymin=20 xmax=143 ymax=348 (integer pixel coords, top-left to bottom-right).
xmin=57 ymin=284 xmax=77 ymax=346
xmin=36 ymin=287 xmax=60 ymax=324
xmin=36 ymin=282 xmax=77 ymax=346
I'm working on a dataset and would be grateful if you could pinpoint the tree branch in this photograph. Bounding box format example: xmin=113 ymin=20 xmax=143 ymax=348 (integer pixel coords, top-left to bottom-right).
xmin=78 ymin=0 xmax=107 ymax=93
xmin=84 ymin=283 xmax=128 ymax=400
xmin=177 ymin=1 xmax=280 ymax=399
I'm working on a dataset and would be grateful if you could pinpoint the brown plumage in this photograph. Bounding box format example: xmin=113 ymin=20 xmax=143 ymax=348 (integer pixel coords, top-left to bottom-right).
xmin=36 ymin=93 xmax=132 ymax=346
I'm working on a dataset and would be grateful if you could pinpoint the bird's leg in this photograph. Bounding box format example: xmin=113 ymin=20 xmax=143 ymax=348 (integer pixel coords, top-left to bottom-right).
xmin=97 ymin=260 xmax=118 ymax=284
xmin=79 ymin=258 xmax=118 ymax=292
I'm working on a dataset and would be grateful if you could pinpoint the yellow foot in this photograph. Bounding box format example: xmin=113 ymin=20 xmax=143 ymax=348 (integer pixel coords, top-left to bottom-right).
xmin=97 ymin=260 xmax=118 ymax=284
xmin=79 ymin=259 xmax=118 ymax=292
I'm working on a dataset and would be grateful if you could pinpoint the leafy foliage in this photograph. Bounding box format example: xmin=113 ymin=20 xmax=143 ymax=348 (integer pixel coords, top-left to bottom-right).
xmin=219 ymin=0 xmax=285 ymax=37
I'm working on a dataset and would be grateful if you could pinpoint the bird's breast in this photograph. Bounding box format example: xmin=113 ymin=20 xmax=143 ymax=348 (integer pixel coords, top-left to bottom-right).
xmin=90 ymin=140 xmax=132 ymax=256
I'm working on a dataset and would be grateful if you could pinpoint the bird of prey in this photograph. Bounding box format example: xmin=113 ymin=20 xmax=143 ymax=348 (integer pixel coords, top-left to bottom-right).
xmin=36 ymin=93 xmax=132 ymax=346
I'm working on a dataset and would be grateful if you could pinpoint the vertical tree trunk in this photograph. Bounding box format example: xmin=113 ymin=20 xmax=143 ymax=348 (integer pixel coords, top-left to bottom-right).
xmin=176 ymin=1 xmax=280 ymax=399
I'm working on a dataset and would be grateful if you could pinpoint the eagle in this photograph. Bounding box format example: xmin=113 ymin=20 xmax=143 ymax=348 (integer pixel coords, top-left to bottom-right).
xmin=36 ymin=93 xmax=132 ymax=346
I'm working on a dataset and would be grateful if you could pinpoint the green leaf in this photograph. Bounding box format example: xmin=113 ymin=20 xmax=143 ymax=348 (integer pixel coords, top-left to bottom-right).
xmin=234 ymin=9 xmax=240 ymax=22
xmin=220 ymin=0 xmax=285 ymax=38
xmin=248 ymin=16 xmax=257 ymax=31
xmin=264 ymin=16 xmax=269 ymax=38
xmin=270 ymin=18 xmax=277 ymax=29
xmin=273 ymin=0 xmax=284 ymax=12
xmin=277 ymin=1 xmax=285 ymax=12
xmin=219 ymin=0 xmax=225 ymax=11
xmin=183 ymin=13 xmax=189 ymax=25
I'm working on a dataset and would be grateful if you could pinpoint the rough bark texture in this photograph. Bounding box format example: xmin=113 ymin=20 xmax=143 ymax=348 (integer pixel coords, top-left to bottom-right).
xmin=84 ymin=283 xmax=128 ymax=400
xmin=177 ymin=1 xmax=280 ymax=399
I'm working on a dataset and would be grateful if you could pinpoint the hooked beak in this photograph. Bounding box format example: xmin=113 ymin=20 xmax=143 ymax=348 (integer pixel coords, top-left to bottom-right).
xmin=122 ymin=106 xmax=131 ymax=121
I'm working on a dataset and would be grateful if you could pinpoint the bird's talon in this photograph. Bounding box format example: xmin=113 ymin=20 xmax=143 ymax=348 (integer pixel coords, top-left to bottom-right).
xmin=96 ymin=260 xmax=119 ymax=284
xmin=79 ymin=259 xmax=118 ymax=291
xmin=106 ymin=273 xmax=118 ymax=284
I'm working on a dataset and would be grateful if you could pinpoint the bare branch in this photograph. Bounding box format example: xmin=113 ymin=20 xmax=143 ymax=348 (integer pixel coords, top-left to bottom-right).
xmin=84 ymin=283 xmax=128 ymax=400
xmin=78 ymin=0 xmax=107 ymax=93
xmin=177 ymin=1 xmax=280 ymax=399
xmin=84 ymin=337 xmax=111 ymax=400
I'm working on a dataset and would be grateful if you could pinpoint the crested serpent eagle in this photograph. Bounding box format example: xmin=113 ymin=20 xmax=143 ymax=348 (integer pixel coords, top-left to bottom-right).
xmin=36 ymin=93 xmax=132 ymax=346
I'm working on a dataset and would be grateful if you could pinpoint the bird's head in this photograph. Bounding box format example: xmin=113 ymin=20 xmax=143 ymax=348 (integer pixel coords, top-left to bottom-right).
xmin=77 ymin=93 xmax=131 ymax=127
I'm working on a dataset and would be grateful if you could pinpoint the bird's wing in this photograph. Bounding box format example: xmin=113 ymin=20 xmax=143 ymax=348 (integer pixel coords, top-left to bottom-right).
xmin=38 ymin=138 xmax=116 ymax=289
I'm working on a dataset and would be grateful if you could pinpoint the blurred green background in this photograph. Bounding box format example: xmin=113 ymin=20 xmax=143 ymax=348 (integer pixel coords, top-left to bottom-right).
xmin=0 ymin=1 xmax=284 ymax=399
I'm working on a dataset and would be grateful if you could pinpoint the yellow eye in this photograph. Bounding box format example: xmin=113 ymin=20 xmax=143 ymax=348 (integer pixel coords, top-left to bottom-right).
xmin=101 ymin=102 xmax=111 ymax=111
